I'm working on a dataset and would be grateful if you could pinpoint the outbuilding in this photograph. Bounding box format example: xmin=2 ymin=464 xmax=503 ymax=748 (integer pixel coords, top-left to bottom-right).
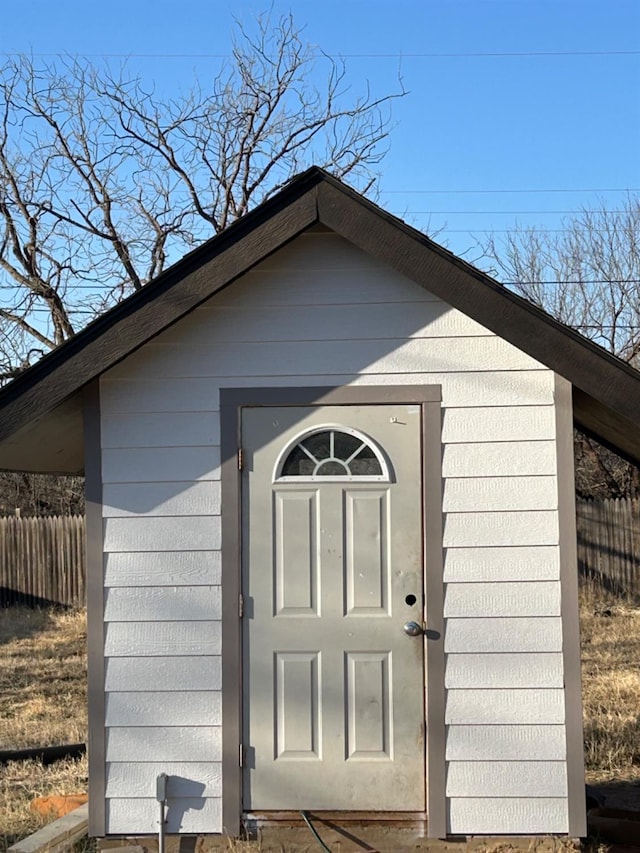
xmin=2 ymin=168 xmax=640 ymax=844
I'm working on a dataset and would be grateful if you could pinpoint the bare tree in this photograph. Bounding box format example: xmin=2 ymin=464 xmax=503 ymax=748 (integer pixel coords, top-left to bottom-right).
xmin=0 ymin=10 xmax=404 ymax=381
xmin=0 ymin=472 xmax=84 ymax=516
xmin=0 ymin=10 xmax=403 ymax=514
xmin=484 ymin=197 xmax=640 ymax=498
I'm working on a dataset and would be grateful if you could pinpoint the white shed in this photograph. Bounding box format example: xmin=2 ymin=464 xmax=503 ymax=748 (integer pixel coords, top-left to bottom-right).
xmin=2 ymin=168 xmax=640 ymax=843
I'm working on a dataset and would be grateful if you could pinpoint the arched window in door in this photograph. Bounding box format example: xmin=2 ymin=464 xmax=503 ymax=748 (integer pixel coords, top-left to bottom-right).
xmin=275 ymin=426 xmax=391 ymax=481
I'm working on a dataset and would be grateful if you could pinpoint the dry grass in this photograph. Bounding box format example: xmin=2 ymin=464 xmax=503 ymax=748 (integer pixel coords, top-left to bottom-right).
xmin=0 ymin=606 xmax=87 ymax=750
xmin=0 ymin=756 xmax=88 ymax=850
xmin=0 ymin=607 xmax=88 ymax=850
xmin=2 ymin=583 xmax=640 ymax=851
xmin=579 ymin=577 xmax=640 ymax=798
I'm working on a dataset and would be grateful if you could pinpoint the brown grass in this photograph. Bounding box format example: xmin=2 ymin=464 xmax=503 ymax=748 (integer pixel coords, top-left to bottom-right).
xmin=2 ymin=582 xmax=640 ymax=851
xmin=579 ymin=577 xmax=640 ymax=798
xmin=0 ymin=756 xmax=88 ymax=850
xmin=0 ymin=606 xmax=87 ymax=750
xmin=0 ymin=607 xmax=88 ymax=850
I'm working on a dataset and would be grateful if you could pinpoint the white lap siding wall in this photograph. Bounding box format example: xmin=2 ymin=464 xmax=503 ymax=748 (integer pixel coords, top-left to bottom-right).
xmin=99 ymin=231 xmax=566 ymax=835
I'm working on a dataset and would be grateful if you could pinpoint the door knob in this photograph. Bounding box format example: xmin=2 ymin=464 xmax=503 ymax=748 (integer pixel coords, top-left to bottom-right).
xmin=403 ymin=620 xmax=423 ymax=637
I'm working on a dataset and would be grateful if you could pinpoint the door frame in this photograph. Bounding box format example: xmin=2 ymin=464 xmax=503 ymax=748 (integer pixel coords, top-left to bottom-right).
xmin=220 ymin=386 xmax=446 ymax=838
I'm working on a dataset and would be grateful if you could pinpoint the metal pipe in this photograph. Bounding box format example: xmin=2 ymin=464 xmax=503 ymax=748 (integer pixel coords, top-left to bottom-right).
xmin=156 ymin=773 xmax=169 ymax=853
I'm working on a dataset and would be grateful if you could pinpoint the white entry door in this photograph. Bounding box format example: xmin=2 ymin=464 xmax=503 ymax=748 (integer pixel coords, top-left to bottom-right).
xmin=242 ymin=404 xmax=425 ymax=811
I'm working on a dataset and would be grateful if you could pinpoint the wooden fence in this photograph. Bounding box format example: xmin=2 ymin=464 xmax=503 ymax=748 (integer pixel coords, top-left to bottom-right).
xmin=1 ymin=501 xmax=640 ymax=607
xmin=576 ymin=498 xmax=640 ymax=597
xmin=0 ymin=515 xmax=85 ymax=607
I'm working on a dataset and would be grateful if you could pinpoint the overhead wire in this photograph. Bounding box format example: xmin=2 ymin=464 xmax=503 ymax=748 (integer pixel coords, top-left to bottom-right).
xmin=1 ymin=49 xmax=638 ymax=59
xmin=1 ymin=276 xmax=640 ymax=294
xmin=380 ymin=188 xmax=640 ymax=194
xmin=390 ymin=210 xmax=634 ymax=215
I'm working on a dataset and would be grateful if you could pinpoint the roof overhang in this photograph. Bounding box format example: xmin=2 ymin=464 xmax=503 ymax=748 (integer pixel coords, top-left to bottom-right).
xmin=0 ymin=167 xmax=639 ymax=473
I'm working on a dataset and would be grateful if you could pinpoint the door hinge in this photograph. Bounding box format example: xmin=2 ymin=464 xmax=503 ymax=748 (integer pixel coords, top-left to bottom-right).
xmin=237 ymin=448 xmax=244 ymax=470
xmin=239 ymin=743 xmax=244 ymax=767
xmin=239 ymin=593 xmax=244 ymax=618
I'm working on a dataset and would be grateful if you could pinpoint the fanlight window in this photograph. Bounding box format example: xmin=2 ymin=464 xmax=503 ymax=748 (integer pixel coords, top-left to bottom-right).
xmin=277 ymin=428 xmax=389 ymax=481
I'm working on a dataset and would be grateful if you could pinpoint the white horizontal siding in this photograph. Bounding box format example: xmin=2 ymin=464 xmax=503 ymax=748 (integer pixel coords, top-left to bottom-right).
xmin=443 ymin=581 xmax=561 ymax=617
xmin=445 ymin=653 xmax=563 ymax=689
xmin=446 ymin=761 xmax=567 ymax=797
xmin=443 ymin=546 xmax=560 ymax=582
xmin=101 ymin=377 xmax=219 ymax=413
xmin=104 ymin=621 xmax=221 ymax=656
xmin=105 ymin=692 xmax=221 ymax=727
xmin=444 ymin=617 xmax=562 ymax=653
xmin=104 ymin=552 xmax=220 ymax=587
xmin=101 ymin=412 xmax=220 ymax=448
xmin=101 ymin=369 xmax=556 ymax=414
xmin=103 ymin=482 xmax=220 ymax=518
xmin=106 ymin=337 xmax=546 ymax=381
xmin=220 ymin=268 xmax=436 ymax=304
xmin=445 ymin=689 xmax=565 ymax=725
xmin=106 ymin=762 xmax=222 ymax=798
xmin=448 ymin=798 xmax=568 ymax=835
xmin=106 ymin=726 xmax=221 ymax=762
xmin=442 ymin=441 xmax=556 ymax=478
xmin=443 ymin=511 xmax=558 ymax=548
xmin=159 ymin=302 xmax=494 ymax=344
xmin=441 ymin=406 xmax=555 ymax=443
xmin=104 ymin=586 xmax=221 ymax=622
xmin=251 ymin=232 xmax=425 ymax=270
xmin=106 ymin=797 xmax=222 ymax=834
xmin=102 ymin=446 xmax=220 ymax=483
xmin=103 ymin=516 xmax=220 ymax=552
xmin=105 ymin=656 xmax=221 ymax=693
xmin=97 ymin=231 xmax=565 ymax=833
xmin=445 ymin=725 xmax=566 ymax=761
xmin=442 ymin=477 xmax=557 ymax=512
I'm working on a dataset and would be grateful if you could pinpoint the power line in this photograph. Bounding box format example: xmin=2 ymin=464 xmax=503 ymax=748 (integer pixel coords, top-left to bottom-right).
xmin=429 ymin=229 xmax=633 ymax=233
xmin=390 ymin=209 xmax=633 ymax=215
xmin=1 ymin=275 xmax=640 ymax=293
xmin=505 ymin=280 xmax=640 ymax=286
xmin=569 ymin=326 xmax=640 ymax=331
xmin=3 ymin=279 xmax=640 ymax=301
xmin=381 ymin=188 xmax=640 ymax=194
xmin=322 ymin=50 xmax=640 ymax=58
xmin=2 ymin=49 xmax=638 ymax=59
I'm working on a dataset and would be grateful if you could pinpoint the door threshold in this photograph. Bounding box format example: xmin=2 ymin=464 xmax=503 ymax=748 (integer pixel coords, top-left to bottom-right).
xmin=242 ymin=813 xmax=430 ymax=852
xmin=243 ymin=810 xmax=428 ymax=824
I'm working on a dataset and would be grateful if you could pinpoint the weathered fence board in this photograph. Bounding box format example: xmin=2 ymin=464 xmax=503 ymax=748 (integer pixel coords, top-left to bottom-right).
xmin=1 ymin=500 xmax=639 ymax=608
xmin=0 ymin=515 xmax=85 ymax=607
xmin=576 ymin=498 xmax=640 ymax=596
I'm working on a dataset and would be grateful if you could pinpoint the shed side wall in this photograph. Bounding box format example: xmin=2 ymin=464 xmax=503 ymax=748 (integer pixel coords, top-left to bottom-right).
xmin=98 ymin=231 xmax=567 ymax=836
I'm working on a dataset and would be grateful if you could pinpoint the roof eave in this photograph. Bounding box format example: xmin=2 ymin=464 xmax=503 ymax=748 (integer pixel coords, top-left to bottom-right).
xmin=0 ymin=175 xmax=322 ymax=448
xmin=0 ymin=167 xmax=639 ymax=471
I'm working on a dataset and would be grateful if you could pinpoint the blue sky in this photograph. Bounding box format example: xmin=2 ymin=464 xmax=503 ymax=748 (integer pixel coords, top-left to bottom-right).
xmin=3 ymin=0 xmax=639 ymax=260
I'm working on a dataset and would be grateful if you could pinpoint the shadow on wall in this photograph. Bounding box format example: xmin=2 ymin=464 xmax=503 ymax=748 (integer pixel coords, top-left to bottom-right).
xmin=100 ymin=228 xmax=545 ymax=519
xmin=164 ymin=777 xmax=206 ymax=833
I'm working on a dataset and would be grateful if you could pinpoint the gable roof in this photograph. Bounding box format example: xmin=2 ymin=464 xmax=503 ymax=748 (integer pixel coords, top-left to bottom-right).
xmin=1 ymin=166 xmax=640 ymax=473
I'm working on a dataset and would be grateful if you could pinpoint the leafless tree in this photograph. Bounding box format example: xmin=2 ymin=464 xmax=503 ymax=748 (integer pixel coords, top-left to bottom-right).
xmin=484 ymin=197 xmax=640 ymax=498
xmin=0 ymin=10 xmax=404 ymax=381
xmin=0 ymin=472 xmax=84 ymax=516
xmin=0 ymin=10 xmax=404 ymax=513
